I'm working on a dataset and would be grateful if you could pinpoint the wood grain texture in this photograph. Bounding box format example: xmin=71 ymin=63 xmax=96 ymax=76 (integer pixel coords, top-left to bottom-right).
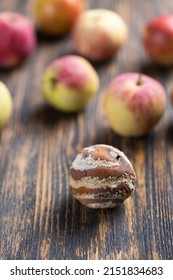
xmin=0 ymin=0 xmax=173 ymax=260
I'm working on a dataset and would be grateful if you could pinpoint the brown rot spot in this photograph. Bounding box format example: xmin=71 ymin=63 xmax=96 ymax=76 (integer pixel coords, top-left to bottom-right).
xmin=108 ymin=150 xmax=121 ymax=160
xmin=96 ymin=192 xmax=112 ymax=199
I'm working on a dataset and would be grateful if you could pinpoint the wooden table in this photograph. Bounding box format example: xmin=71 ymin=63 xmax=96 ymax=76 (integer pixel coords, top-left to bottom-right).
xmin=0 ymin=0 xmax=173 ymax=260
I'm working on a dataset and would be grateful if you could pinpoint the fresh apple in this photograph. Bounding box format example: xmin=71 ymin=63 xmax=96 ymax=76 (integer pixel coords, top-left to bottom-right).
xmin=72 ymin=9 xmax=128 ymax=62
xmin=103 ymin=73 xmax=166 ymax=137
xmin=33 ymin=0 xmax=84 ymax=36
xmin=42 ymin=55 xmax=99 ymax=112
xmin=143 ymin=14 xmax=173 ymax=65
xmin=0 ymin=12 xmax=36 ymax=68
xmin=0 ymin=81 xmax=13 ymax=130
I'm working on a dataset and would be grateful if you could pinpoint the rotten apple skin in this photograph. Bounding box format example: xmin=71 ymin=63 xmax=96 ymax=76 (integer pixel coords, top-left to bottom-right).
xmin=103 ymin=73 xmax=166 ymax=137
xmin=0 ymin=12 xmax=36 ymax=68
xmin=72 ymin=9 xmax=128 ymax=62
xmin=42 ymin=55 xmax=99 ymax=112
xmin=0 ymin=81 xmax=13 ymax=130
xmin=143 ymin=14 xmax=173 ymax=65
xmin=33 ymin=0 xmax=84 ymax=36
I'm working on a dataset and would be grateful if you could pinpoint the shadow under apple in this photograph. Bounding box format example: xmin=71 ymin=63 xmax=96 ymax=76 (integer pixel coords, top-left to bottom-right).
xmin=30 ymin=103 xmax=79 ymax=127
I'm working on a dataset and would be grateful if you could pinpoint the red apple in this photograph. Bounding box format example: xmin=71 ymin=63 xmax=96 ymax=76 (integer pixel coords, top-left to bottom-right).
xmin=33 ymin=0 xmax=84 ymax=36
xmin=0 ymin=12 xmax=36 ymax=68
xmin=103 ymin=73 xmax=166 ymax=137
xmin=72 ymin=9 xmax=128 ymax=62
xmin=42 ymin=55 xmax=99 ymax=112
xmin=143 ymin=14 xmax=173 ymax=65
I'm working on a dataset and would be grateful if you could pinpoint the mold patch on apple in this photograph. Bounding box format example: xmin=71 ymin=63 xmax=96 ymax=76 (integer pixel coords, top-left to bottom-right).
xmin=70 ymin=144 xmax=136 ymax=208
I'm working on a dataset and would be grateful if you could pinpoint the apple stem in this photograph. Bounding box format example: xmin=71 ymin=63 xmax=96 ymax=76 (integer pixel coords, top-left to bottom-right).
xmin=50 ymin=77 xmax=56 ymax=88
xmin=136 ymin=73 xmax=143 ymax=86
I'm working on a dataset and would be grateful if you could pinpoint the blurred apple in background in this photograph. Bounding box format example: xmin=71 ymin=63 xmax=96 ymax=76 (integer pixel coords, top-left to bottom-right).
xmin=42 ymin=55 xmax=99 ymax=112
xmin=143 ymin=14 xmax=173 ymax=65
xmin=0 ymin=12 xmax=36 ymax=68
xmin=72 ymin=9 xmax=128 ymax=62
xmin=170 ymin=87 xmax=173 ymax=107
xmin=33 ymin=0 xmax=84 ymax=36
xmin=103 ymin=73 xmax=166 ymax=137
xmin=0 ymin=81 xmax=13 ymax=130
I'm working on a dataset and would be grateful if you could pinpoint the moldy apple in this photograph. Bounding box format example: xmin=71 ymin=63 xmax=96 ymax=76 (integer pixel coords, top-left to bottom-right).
xmin=70 ymin=144 xmax=136 ymax=208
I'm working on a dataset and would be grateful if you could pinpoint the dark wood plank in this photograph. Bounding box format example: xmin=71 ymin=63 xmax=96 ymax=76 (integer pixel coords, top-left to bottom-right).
xmin=0 ymin=0 xmax=173 ymax=260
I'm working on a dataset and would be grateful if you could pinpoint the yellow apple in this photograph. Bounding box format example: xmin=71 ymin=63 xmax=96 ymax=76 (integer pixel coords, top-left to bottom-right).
xmin=72 ymin=9 xmax=128 ymax=61
xmin=0 ymin=81 xmax=13 ymax=130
